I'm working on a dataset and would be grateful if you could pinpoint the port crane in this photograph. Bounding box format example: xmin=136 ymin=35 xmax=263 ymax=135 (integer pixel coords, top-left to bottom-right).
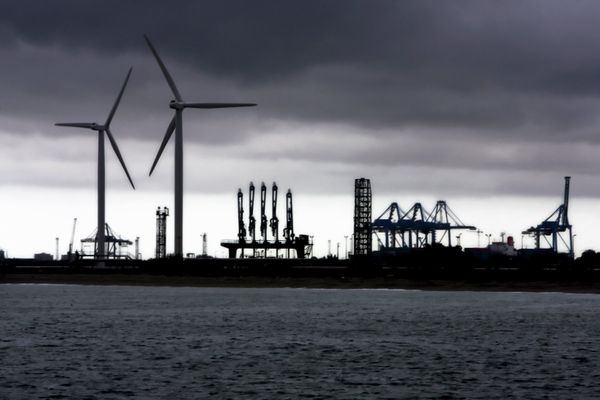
xmin=260 ymin=182 xmax=268 ymax=243
xmin=248 ymin=182 xmax=256 ymax=243
xmin=222 ymin=182 xmax=311 ymax=259
xmin=283 ymin=189 xmax=295 ymax=258
xmin=522 ymin=176 xmax=574 ymax=257
xmin=237 ymin=188 xmax=246 ymax=242
xmin=372 ymin=201 xmax=475 ymax=250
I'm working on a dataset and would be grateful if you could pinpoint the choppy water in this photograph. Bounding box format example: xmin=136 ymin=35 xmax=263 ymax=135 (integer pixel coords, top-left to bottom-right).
xmin=1 ymin=285 xmax=600 ymax=399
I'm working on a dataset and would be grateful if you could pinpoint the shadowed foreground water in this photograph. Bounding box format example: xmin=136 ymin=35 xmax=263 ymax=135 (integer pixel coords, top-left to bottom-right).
xmin=1 ymin=285 xmax=600 ymax=399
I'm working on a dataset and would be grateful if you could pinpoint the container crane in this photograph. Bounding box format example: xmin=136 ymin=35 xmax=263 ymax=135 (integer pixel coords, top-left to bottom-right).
xmin=522 ymin=176 xmax=573 ymax=257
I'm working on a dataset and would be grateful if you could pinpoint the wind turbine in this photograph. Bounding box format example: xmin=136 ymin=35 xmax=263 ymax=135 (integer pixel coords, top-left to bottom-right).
xmin=55 ymin=68 xmax=135 ymax=259
xmin=144 ymin=35 xmax=256 ymax=257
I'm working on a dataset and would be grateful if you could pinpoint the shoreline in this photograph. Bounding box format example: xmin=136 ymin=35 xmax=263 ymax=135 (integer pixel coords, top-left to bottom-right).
xmin=2 ymin=273 xmax=600 ymax=294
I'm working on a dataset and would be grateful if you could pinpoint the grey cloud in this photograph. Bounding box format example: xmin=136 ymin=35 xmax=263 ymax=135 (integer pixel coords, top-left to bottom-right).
xmin=3 ymin=1 xmax=600 ymax=137
xmin=2 ymin=1 xmax=600 ymax=197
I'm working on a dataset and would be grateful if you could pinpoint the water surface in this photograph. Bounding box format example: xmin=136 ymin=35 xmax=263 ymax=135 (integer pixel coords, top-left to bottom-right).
xmin=1 ymin=285 xmax=599 ymax=399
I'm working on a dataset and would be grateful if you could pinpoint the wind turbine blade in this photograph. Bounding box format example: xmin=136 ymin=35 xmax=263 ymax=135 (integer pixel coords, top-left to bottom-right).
xmin=183 ymin=102 xmax=257 ymax=109
xmin=143 ymin=35 xmax=183 ymax=101
xmin=55 ymin=122 xmax=95 ymax=129
xmin=105 ymin=67 xmax=133 ymax=128
xmin=149 ymin=115 xmax=176 ymax=176
xmin=106 ymin=128 xmax=135 ymax=190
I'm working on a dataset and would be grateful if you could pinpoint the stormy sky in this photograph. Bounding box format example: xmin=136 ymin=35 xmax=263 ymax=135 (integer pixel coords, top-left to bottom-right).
xmin=1 ymin=1 xmax=599 ymax=256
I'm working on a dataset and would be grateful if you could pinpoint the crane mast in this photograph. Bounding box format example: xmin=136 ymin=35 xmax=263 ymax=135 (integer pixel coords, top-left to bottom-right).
xmin=283 ymin=189 xmax=294 ymax=242
xmin=260 ymin=182 xmax=267 ymax=242
xmin=237 ymin=188 xmax=246 ymax=242
xmin=248 ymin=182 xmax=256 ymax=243
xmin=270 ymin=182 xmax=279 ymax=242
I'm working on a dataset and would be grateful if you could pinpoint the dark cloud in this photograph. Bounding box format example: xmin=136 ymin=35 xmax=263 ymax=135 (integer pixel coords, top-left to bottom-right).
xmin=2 ymin=1 xmax=600 ymax=197
xmin=2 ymin=1 xmax=600 ymax=134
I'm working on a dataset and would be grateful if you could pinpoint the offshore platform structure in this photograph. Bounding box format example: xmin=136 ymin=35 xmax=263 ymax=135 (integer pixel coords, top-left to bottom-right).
xmin=221 ymin=182 xmax=312 ymax=258
xmin=155 ymin=207 xmax=169 ymax=258
xmin=522 ymin=176 xmax=574 ymax=257
xmin=80 ymin=223 xmax=133 ymax=259
xmin=372 ymin=200 xmax=476 ymax=251
xmin=353 ymin=178 xmax=372 ymax=257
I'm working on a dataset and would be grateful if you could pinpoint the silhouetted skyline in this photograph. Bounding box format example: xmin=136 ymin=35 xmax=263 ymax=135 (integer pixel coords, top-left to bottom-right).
xmin=1 ymin=1 xmax=600 ymax=257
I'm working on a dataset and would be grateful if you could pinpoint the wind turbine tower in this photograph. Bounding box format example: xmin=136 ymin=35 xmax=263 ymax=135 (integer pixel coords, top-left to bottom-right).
xmin=55 ymin=68 xmax=135 ymax=259
xmin=144 ymin=35 xmax=256 ymax=257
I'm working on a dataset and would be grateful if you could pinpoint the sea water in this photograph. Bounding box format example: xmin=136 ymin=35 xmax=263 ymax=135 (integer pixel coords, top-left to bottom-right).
xmin=1 ymin=284 xmax=599 ymax=399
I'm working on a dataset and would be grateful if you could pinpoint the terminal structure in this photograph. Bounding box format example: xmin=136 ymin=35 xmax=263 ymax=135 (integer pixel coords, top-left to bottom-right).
xmin=221 ymin=182 xmax=312 ymax=258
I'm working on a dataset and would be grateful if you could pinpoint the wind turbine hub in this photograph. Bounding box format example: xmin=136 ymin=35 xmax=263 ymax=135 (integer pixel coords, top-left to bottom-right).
xmin=169 ymin=100 xmax=184 ymax=110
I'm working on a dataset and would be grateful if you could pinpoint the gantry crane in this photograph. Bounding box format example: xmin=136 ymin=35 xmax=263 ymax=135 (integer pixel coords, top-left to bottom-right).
xmin=372 ymin=201 xmax=475 ymax=249
xmin=522 ymin=176 xmax=574 ymax=257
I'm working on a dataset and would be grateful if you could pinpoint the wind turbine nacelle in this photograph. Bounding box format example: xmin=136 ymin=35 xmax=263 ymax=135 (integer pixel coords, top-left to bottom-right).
xmin=169 ymin=100 xmax=185 ymax=110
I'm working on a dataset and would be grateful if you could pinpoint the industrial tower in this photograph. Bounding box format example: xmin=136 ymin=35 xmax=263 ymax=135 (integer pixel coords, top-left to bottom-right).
xmin=353 ymin=178 xmax=372 ymax=256
xmin=156 ymin=207 xmax=169 ymax=258
xmin=522 ymin=176 xmax=574 ymax=257
xmin=202 ymin=233 xmax=208 ymax=257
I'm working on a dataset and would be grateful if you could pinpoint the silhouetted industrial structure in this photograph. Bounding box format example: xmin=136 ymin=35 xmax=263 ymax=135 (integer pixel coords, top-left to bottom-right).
xmin=156 ymin=207 xmax=169 ymax=258
xmin=353 ymin=178 xmax=372 ymax=256
xmin=55 ymin=68 xmax=135 ymax=260
xmin=221 ymin=182 xmax=312 ymax=258
xmin=523 ymin=176 xmax=574 ymax=257
xmin=135 ymin=237 xmax=140 ymax=260
xmin=80 ymin=224 xmax=133 ymax=259
xmin=68 ymin=218 xmax=77 ymax=259
xmin=373 ymin=200 xmax=476 ymax=250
